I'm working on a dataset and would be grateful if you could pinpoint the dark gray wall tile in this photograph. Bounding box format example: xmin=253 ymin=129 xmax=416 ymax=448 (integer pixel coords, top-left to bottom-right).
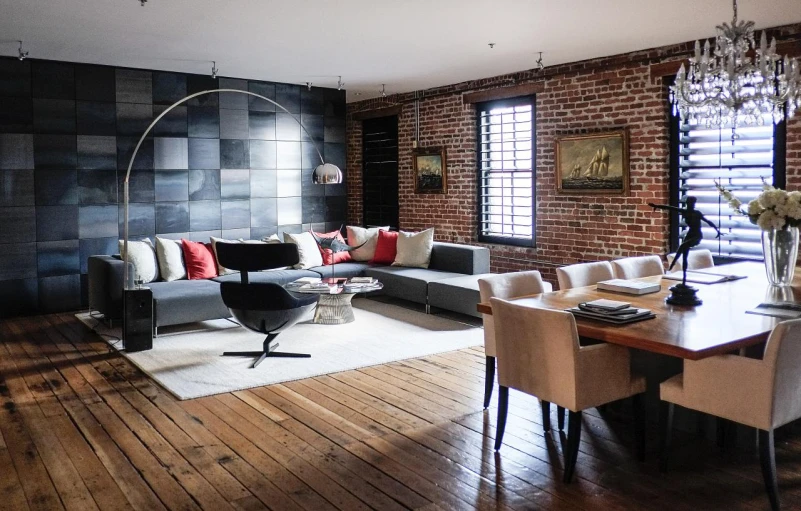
xmin=188 ymin=106 xmax=219 ymax=138
xmin=324 ymin=116 xmax=346 ymax=143
xmin=326 ymin=195 xmax=347 ymax=221
xmin=154 ymin=137 xmax=188 ymax=169
xmin=120 ymin=168 xmax=155 ymax=203
xmin=302 ymin=196 xmax=326 ymax=224
xmin=250 ymin=198 xmax=276 ymax=228
xmin=0 ymin=60 xmax=31 ymax=97
xmin=79 ymin=204 xmax=118 ymax=238
xmin=0 ymin=170 xmax=35 ymax=206
xmin=154 ymin=170 xmax=188 ymax=201
xmin=220 ymin=109 xmax=249 ymax=139
xmin=276 ymin=113 xmax=301 ymax=141
xmin=0 ymin=97 xmax=33 ymax=132
xmin=220 ymin=139 xmax=248 ymax=168
xmin=301 ymin=114 xmax=323 ymax=143
xmin=276 ymin=83 xmax=301 ymax=114
xmin=324 ymin=142 xmax=346 ymax=169
xmin=324 ymin=88 xmax=346 ymax=117
xmin=189 ymin=169 xmax=220 ymax=200
xmin=248 ymin=111 xmax=275 ymax=140
xmin=77 ymin=135 xmax=116 ymax=170
xmin=78 ymin=169 xmax=117 ymax=204
xmin=0 ymin=278 xmax=38 ymax=318
xmin=189 ymin=200 xmax=221 ymax=231
xmin=36 ymin=205 xmax=78 ymax=241
xmin=35 ymin=169 xmax=78 ymax=205
xmin=182 ymin=230 xmax=221 ymax=242
xmin=37 ymin=239 xmax=79 ymax=277
xmin=250 ymin=226 xmax=277 ymax=239
xmin=153 ymin=72 xmax=187 ymax=105
xmin=186 ymin=75 xmax=218 ymax=107
xmin=119 ymin=203 xmax=155 ymax=236
xmin=117 ymin=137 xmax=153 ymax=171
xmin=219 ymin=78 xmax=248 ymax=109
xmin=76 ymin=101 xmax=116 ymax=135
xmin=277 ymin=197 xmax=302 ymax=225
xmin=79 ymin=237 xmax=117 ymax=273
xmin=116 ymin=69 xmax=152 ymax=104
xmin=0 ymin=206 xmax=36 ymax=242
xmin=301 ymin=87 xmax=325 ymax=115
xmin=222 ymin=228 xmax=250 ymax=240
xmin=34 ymin=134 xmax=76 ymax=169
xmin=220 ymin=168 xmax=250 ymax=199
xmin=32 ymin=61 xmax=74 ymax=99
xmin=33 ymin=99 xmax=77 ymax=134
xmin=116 ymin=103 xmax=152 ymax=136
xmin=249 ymin=140 xmax=275 ymax=169
xmin=0 ymin=134 xmax=34 ymax=169
xmin=0 ymin=242 xmax=37 ymax=280
xmin=188 ymin=138 xmax=219 ymax=169
xmin=250 ymin=170 xmax=276 ymax=198
xmin=221 ymin=200 xmax=250 ymax=230
xmin=152 ymin=105 xmax=187 ymax=137
xmin=39 ymin=274 xmax=81 ymax=312
xmin=75 ymin=65 xmax=116 ymax=102
xmin=155 ymin=201 xmax=189 ymax=233
xmin=248 ymin=82 xmax=275 ymax=111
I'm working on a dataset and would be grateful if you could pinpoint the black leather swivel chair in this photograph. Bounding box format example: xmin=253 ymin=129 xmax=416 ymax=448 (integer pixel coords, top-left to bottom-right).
xmin=215 ymin=242 xmax=317 ymax=368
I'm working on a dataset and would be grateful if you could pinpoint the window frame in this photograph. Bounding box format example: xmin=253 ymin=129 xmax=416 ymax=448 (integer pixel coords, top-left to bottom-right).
xmin=667 ymin=102 xmax=787 ymax=262
xmin=475 ymin=95 xmax=537 ymax=248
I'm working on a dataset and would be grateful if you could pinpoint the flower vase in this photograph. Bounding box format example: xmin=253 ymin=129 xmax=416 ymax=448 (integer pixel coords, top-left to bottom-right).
xmin=762 ymin=226 xmax=800 ymax=286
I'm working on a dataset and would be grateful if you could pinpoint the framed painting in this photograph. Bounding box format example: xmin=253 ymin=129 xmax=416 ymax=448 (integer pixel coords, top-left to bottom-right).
xmin=413 ymin=147 xmax=447 ymax=194
xmin=555 ymin=129 xmax=629 ymax=195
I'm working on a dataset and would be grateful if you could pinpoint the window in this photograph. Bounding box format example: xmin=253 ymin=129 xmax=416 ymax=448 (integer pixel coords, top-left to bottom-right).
xmin=671 ymin=114 xmax=786 ymax=260
xmin=477 ymin=96 xmax=536 ymax=246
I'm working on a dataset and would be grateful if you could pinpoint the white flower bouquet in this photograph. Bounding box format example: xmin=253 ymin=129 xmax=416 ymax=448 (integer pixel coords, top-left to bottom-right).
xmin=715 ymin=181 xmax=801 ymax=231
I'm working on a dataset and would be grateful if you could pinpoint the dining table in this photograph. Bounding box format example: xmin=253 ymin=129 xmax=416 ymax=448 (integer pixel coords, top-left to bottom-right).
xmin=476 ymin=261 xmax=801 ymax=360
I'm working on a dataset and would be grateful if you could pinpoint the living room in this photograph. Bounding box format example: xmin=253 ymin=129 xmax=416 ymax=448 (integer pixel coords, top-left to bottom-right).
xmin=1 ymin=0 xmax=801 ymax=509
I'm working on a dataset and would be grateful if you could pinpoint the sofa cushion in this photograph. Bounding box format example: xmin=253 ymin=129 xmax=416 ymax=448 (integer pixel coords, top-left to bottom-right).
xmin=148 ymin=279 xmax=229 ymax=327
xmin=371 ymin=229 xmax=398 ymax=265
xmin=429 ymin=242 xmax=491 ymax=275
xmin=308 ymin=262 xmax=372 ymax=279
xmin=428 ymin=273 xmax=494 ymax=318
xmin=212 ymin=268 xmax=319 ymax=286
xmin=364 ymin=266 xmax=466 ymax=305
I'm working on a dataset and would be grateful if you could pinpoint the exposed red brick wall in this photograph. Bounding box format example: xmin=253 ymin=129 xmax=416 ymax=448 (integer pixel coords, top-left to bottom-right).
xmin=347 ymin=23 xmax=801 ymax=285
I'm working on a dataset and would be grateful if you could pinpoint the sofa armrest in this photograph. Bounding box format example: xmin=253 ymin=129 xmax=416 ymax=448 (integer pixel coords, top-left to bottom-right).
xmin=429 ymin=242 xmax=490 ymax=275
xmin=88 ymin=255 xmax=133 ymax=321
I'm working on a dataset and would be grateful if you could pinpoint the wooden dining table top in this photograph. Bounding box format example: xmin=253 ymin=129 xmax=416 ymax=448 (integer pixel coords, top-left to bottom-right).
xmin=476 ymin=262 xmax=801 ymax=360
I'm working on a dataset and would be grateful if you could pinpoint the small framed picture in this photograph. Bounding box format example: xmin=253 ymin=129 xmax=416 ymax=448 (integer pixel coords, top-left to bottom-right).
xmin=555 ymin=129 xmax=630 ymax=195
xmin=413 ymin=147 xmax=447 ymax=194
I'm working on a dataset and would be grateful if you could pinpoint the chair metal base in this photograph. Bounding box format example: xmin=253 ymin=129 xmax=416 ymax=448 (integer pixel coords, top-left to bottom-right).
xmin=223 ymin=334 xmax=310 ymax=368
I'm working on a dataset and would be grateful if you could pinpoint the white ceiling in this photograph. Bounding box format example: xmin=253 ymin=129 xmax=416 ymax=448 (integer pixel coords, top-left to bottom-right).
xmin=1 ymin=0 xmax=799 ymax=102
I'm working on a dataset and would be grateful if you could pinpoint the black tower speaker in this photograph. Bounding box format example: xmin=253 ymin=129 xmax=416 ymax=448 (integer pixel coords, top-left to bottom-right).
xmin=123 ymin=288 xmax=153 ymax=352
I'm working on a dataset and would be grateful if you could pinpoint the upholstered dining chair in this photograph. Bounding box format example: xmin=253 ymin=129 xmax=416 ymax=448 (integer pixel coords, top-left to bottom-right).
xmin=611 ymin=255 xmax=665 ymax=280
xmin=491 ymin=297 xmax=647 ymax=483
xmin=659 ymin=319 xmax=801 ymax=511
xmin=667 ymin=249 xmax=714 ymax=271
xmin=478 ymin=272 xmax=559 ymax=428
xmin=556 ymin=261 xmax=615 ymax=290
xmin=215 ymin=242 xmax=318 ymax=368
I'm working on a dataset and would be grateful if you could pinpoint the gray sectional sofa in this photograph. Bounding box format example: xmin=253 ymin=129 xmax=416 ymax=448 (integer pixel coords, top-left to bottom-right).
xmin=88 ymin=241 xmax=491 ymax=332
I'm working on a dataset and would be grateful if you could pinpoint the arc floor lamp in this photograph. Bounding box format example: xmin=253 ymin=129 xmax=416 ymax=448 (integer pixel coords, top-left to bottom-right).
xmin=122 ymin=88 xmax=343 ymax=293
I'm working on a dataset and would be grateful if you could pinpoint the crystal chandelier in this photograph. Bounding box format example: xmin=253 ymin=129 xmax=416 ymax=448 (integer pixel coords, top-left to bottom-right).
xmin=670 ymin=0 xmax=800 ymax=128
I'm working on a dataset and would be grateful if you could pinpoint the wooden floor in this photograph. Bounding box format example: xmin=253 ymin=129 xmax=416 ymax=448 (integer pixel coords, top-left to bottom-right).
xmin=1 ymin=314 xmax=801 ymax=511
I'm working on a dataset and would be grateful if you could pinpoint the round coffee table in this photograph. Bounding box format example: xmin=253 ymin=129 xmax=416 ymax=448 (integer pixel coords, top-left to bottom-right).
xmin=286 ymin=281 xmax=383 ymax=324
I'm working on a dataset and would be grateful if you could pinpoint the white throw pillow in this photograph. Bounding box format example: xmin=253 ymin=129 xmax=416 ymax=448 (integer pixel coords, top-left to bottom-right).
xmin=261 ymin=234 xmax=281 ymax=244
xmin=210 ymin=237 xmax=240 ymax=275
xmin=283 ymin=231 xmax=323 ymax=269
xmin=154 ymin=237 xmax=186 ymax=282
xmin=393 ymin=228 xmax=435 ymax=268
xmin=347 ymin=226 xmax=389 ymax=261
xmin=118 ymin=239 xmax=159 ymax=283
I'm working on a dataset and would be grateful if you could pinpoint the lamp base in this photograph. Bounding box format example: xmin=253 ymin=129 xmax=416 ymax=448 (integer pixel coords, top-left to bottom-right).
xmin=665 ymin=283 xmax=702 ymax=306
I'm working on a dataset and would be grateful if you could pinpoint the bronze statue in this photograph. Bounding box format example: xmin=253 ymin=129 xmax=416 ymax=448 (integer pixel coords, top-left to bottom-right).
xmin=649 ymin=196 xmax=721 ymax=305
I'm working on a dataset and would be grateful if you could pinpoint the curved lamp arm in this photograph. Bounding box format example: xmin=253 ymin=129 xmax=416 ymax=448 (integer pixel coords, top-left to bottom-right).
xmin=122 ymin=88 xmax=341 ymax=292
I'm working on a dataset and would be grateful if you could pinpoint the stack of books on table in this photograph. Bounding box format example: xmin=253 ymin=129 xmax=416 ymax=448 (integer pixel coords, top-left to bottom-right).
xmin=596 ymin=279 xmax=661 ymax=295
xmin=567 ymin=299 xmax=655 ymax=325
xmin=344 ymin=277 xmax=378 ymax=292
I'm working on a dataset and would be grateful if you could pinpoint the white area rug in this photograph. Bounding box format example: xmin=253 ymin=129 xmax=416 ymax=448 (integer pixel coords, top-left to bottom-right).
xmin=76 ymin=299 xmax=482 ymax=400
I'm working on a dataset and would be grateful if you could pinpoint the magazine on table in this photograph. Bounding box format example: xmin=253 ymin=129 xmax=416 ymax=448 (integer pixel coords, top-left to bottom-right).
xmin=663 ymin=270 xmax=747 ymax=285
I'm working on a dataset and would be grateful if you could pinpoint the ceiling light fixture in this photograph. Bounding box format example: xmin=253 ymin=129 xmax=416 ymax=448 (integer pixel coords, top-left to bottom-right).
xmin=337 ymin=76 xmax=344 ymax=91
xmin=139 ymin=0 xmax=146 ymax=5
xmin=488 ymin=43 xmax=496 ymax=49
xmin=536 ymin=52 xmax=544 ymax=71
xmin=306 ymin=81 xmax=312 ymax=91
xmin=670 ymin=0 xmax=800 ymax=127
xmin=380 ymin=84 xmax=387 ymax=98
xmin=17 ymin=41 xmax=28 ymax=61
xmin=211 ymin=61 xmax=218 ymax=79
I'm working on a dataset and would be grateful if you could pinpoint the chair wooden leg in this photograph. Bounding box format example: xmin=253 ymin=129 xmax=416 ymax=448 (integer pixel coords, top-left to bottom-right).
xmin=563 ymin=410 xmax=582 ymax=483
xmin=659 ymin=401 xmax=674 ymax=473
xmin=483 ymin=356 xmax=495 ymax=409
xmin=632 ymin=393 xmax=646 ymax=462
xmin=759 ymin=429 xmax=780 ymax=511
xmin=541 ymin=401 xmax=552 ymax=432
xmin=557 ymin=406 xmax=565 ymax=431
xmin=494 ymin=386 xmax=509 ymax=452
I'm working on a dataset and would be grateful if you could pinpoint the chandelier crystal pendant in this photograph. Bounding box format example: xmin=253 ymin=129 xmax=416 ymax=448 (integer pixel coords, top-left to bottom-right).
xmin=670 ymin=0 xmax=800 ymax=128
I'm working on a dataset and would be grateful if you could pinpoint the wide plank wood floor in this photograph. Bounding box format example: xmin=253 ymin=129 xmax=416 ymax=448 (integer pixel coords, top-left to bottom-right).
xmin=1 ymin=312 xmax=801 ymax=510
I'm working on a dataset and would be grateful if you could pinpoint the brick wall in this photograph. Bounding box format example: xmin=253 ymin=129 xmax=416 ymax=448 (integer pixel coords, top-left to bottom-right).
xmin=347 ymin=23 xmax=801 ymax=284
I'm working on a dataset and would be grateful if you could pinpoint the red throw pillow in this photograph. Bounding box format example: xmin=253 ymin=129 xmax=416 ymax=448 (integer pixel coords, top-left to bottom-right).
xmin=314 ymin=230 xmax=353 ymax=265
xmin=371 ymin=230 xmax=399 ymax=265
xmin=181 ymin=239 xmax=218 ymax=280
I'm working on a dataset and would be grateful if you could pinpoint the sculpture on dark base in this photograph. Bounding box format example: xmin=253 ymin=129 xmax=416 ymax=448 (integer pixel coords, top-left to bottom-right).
xmin=649 ymin=197 xmax=722 ymax=306
xmin=311 ymin=227 xmax=367 ymax=283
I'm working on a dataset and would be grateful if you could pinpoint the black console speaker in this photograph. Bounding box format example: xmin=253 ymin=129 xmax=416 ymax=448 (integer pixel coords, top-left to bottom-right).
xmin=123 ymin=288 xmax=153 ymax=352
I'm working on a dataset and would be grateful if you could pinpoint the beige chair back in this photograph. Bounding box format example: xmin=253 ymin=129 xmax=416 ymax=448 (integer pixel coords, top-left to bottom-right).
xmin=556 ymin=261 xmax=614 ymax=290
xmin=668 ymin=249 xmax=714 ymax=271
xmin=491 ymin=297 xmax=579 ymax=407
xmin=763 ymin=319 xmax=801 ymax=428
xmin=479 ymin=271 xmax=548 ymax=357
xmin=612 ymin=255 xmax=664 ymax=280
